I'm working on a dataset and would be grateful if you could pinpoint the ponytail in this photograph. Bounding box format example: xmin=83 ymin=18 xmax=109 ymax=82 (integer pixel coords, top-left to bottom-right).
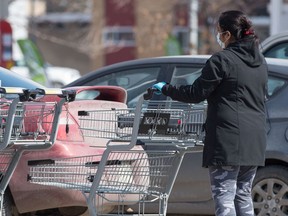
xmin=218 ymin=10 xmax=258 ymax=43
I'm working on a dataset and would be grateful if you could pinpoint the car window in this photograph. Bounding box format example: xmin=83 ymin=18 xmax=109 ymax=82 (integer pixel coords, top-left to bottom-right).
xmin=169 ymin=66 xmax=205 ymax=104
xmin=171 ymin=66 xmax=202 ymax=86
xmin=170 ymin=66 xmax=285 ymax=99
xmin=75 ymin=90 xmax=101 ymax=100
xmin=267 ymin=76 xmax=286 ymax=97
xmin=83 ymin=67 xmax=161 ymax=107
xmin=263 ymin=42 xmax=288 ymax=59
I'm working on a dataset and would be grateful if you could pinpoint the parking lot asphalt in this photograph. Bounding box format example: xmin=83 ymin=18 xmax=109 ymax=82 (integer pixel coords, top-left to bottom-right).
xmin=31 ymin=210 xmax=213 ymax=216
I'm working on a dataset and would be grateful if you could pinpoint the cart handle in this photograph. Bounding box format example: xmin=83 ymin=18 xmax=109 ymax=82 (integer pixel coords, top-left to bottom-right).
xmin=36 ymin=88 xmax=76 ymax=102
xmin=0 ymin=87 xmax=25 ymax=94
xmin=21 ymin=88 xmax=68 ymax=102
xmin=20 ymin=89 xmax=43 ymax=101
xmin=59 ymin=89 xmax=76 ymax=102
xmin=144 ymin=88 xmax=158 ymax=100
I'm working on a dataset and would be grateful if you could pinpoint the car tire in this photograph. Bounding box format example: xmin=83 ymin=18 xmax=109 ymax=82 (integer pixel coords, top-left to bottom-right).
xmin=252 ymin=165 xmax=288 ymax=215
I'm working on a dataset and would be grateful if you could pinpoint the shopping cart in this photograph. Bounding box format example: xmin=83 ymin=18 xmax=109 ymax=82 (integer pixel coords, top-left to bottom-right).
xmin=28 ymin=88 xmax=207 ymax=216
xmin=0 ymin=87 xmax=75 ymax=216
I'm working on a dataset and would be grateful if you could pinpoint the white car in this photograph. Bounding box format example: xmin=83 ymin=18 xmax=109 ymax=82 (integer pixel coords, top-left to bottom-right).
xmin=10 ymin=60 xmax=81 ymax=87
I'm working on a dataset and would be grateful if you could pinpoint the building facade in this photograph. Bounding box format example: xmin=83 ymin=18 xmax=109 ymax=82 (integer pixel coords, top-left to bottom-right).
xmin=30 ymin=0 xmax=269 ymax=75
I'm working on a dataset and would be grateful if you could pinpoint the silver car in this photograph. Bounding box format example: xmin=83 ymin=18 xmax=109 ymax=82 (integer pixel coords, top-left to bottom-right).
xmin=261 ymin=31 xmax=288 ymax=59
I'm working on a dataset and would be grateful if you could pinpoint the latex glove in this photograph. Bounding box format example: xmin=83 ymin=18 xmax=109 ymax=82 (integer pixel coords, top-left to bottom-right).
xmin=152 ymin=82 xmax=166 ymax=95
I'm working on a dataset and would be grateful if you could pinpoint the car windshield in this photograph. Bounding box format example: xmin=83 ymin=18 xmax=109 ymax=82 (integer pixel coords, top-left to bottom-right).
xmin=0 ymin=67 xmax=45 ymax=99
xmin=0 ymin=67 xmax=44 ymax=89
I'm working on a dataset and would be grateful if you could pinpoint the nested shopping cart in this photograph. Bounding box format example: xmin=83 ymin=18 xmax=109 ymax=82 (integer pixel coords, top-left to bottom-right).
xmin=28 ymin=88 xmax=207 ymax=216
xmin=0 ymin=87 xmax=75 ymax=216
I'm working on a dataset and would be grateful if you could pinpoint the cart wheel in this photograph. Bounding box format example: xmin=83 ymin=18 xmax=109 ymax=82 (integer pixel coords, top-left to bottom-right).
xmin=252 ymin=165 xmax=288 ymax=215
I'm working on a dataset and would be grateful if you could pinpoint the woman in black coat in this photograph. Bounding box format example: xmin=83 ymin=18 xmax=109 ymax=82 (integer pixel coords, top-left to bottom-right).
xmin=153 ymin=10 xmax=268 ymax=216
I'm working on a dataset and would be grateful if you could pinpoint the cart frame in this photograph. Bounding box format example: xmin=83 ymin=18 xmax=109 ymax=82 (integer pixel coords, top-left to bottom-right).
xmin=0 ymin=87 xmax=75 ymax=216
xmin=28 ymin=90 xmax=206 ymax=216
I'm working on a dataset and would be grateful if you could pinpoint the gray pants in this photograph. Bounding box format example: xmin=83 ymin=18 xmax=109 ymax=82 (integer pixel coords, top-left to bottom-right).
xmin=209 ymin=166 xmax=257 ymax=216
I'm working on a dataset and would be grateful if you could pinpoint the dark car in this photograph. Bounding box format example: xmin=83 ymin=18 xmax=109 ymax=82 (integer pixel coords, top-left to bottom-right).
xmin=66 ymin=56 xmax=288 ymax=215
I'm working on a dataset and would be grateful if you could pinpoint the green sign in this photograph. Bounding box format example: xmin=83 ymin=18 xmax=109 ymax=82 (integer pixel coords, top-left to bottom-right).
xmin=17 ymin=39 xmax=48 ymax=85
xmin=164 ymin=35 xmax=182 ymax=56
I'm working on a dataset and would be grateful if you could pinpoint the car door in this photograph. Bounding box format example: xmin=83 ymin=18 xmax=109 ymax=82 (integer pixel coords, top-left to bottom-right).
xmin=265 ymin=74 xmax=288 ymax=152
xmin=166 ymin=63 xmax=212 ymax=203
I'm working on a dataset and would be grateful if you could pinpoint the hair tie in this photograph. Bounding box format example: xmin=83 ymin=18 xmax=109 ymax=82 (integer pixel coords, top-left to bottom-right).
xmin=244 ymin=29 xmax=254 ymax=35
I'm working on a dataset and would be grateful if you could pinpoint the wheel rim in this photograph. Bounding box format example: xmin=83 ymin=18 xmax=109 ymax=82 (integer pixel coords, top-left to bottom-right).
xmin=252 ymin=178 xmax=288 ymax=216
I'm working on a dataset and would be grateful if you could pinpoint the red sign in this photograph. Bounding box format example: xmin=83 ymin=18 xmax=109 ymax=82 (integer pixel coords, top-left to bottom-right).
xmin=0 ymin=20 xmax=13 ymax=69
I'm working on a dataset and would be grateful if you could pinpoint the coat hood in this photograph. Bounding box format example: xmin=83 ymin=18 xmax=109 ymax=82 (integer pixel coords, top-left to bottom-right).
xmin=225 ymin=37 xmax=263 ymax=67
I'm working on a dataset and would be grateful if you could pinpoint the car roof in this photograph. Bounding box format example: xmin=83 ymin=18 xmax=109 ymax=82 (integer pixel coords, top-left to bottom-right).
xmin=65 ymin=55 xmax=209 ymax=87
xmin=95 ymin=55 xmax=210 ymax=70
xmin=66 ymin=55 xmax=288 ymax=88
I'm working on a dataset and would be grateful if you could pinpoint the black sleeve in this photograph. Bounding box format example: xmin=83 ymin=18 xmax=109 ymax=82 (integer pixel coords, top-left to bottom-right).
xmin=162 ymin=53 xmax=228 ymax=103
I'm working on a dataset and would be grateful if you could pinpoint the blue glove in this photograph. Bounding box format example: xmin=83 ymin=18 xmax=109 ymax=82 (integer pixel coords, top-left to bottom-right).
xmin=152 ymin=82 xmax=166 ymax=95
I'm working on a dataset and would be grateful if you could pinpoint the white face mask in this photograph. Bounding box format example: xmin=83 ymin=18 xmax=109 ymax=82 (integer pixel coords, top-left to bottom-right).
xmin=216 ymin=32 xmax=226 ymax=49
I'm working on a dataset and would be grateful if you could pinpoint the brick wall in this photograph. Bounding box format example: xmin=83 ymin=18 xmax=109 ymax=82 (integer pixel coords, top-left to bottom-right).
xmin=135 ymin=0 xmax=175 ymax=59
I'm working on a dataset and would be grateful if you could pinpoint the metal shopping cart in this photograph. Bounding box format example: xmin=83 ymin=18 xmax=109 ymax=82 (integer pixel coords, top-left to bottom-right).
xmin=0 ymin=87 xmax=75 ymax=216
xmin=28 ymin=88 xmax=207 ymax=216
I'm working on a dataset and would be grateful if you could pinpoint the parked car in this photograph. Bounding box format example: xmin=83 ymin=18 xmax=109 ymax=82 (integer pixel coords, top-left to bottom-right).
xmin=0 ymin=67 xmax=145 ymax=216
xmin=66 ymin=56 xmax=288 ymax=215
xmin=261 ymin=31 xmax=288 ymax=59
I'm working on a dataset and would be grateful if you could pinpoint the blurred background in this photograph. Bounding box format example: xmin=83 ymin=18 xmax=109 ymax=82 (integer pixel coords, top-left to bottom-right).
xmin=1 ymin=0 xmax=287 ymax=77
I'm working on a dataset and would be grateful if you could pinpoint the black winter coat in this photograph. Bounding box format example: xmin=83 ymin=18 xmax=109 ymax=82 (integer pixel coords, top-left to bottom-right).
xmin=162 ymin=38 xmax=268 ymax=167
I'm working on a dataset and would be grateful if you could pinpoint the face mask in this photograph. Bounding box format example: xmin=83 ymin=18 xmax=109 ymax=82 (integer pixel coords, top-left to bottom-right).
xmin=216 ymin=32 xmax=226 ymax=49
